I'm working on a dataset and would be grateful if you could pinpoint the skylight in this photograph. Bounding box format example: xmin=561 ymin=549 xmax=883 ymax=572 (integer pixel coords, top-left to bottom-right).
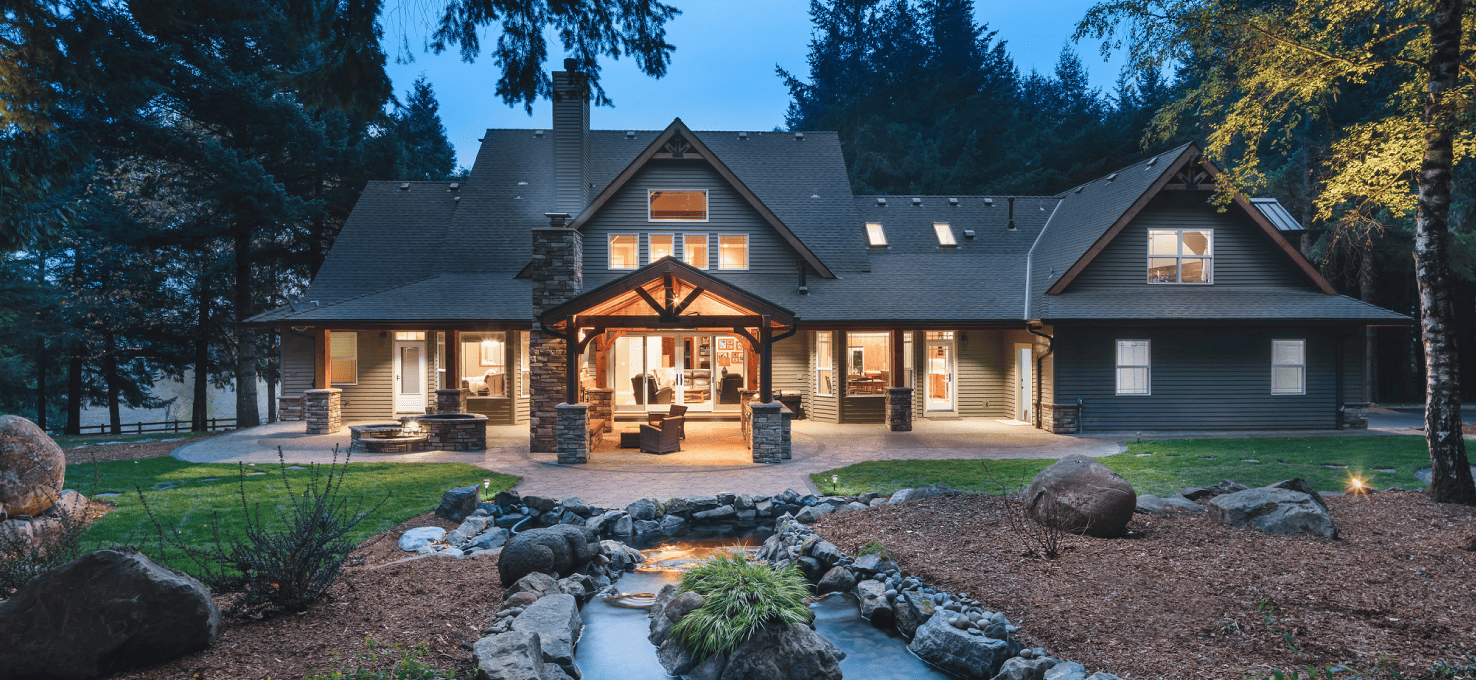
xmin=865 ymin=222 xmax=887 ymax=247
xmin=933 ymin=222 xmax=957 ymax=247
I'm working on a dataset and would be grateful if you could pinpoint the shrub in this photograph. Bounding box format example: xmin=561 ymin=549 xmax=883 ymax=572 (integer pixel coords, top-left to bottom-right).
xmin=142 ymin=446 xmax=387 ymax=615
xmin=669 ymin=551 xmax=811 ymax=661
xmin=0 ymin=508 xmax=88 ymax=597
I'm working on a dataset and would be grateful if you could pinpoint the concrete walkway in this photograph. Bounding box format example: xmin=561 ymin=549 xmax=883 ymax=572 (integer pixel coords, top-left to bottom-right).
xmin=172 ymin=413 xmax=1427 ymax=507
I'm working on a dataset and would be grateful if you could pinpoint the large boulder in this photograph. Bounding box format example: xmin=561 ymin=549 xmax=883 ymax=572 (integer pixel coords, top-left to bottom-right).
xmin=0 ymin=414 xmax=65 ymax=517
xmin=0 ymin=547 xmax=221 ymax=679
xmin=993 ymin=657 xmax=1058 ymax=680
xmin=717 ymin=621 xmax=845 ymax=680
xmin=1134 ymin=494 xmax=1205 ymax=515
xmin=436 ymin=485 xmax=481 ymax=523
xmin=816 ymin=566 xmax=856 ymax=595
xmin=1023 ymin=455 xmax=1136 ymax=538
xmin=1180 ymin=479 xmax=1248 ymax=502
xmin=888 ymin=486 xmax=962 ymax=504
xmin=399 ymin=526 xmax=446 ymax=551
xmin=1206 ymin=487 xmax=1338 ymax=538
xmin=510 ymin=593 xmax=582 ymax=678
xmin=1266 ymin=478 xmax=1327 ymax=510
xmin=908 ymin=609 xmax=1016 ymax=679
xmin=625 ymin=498 xmax=659 ymax=521
xmin=498 ymin=525 xmax=599 ymax=586
xmin=472 ymin=631 xmax=572 ymax=680
xmin=854 ymin=579 xmax=894 ymax=628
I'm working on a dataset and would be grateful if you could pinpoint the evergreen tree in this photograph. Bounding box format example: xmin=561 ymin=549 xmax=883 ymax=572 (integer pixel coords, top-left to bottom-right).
xmin=393 ymin=76 xmax=458 ymax=181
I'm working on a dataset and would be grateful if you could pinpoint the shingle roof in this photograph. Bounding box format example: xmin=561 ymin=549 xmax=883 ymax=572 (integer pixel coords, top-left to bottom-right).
xmin=1037 ymin=288 xmax=1410 ymax=322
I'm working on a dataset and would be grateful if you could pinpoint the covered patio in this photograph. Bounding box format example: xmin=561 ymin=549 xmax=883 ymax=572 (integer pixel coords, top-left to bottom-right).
xmin=536 ymin=258 xmax=798 ymax=464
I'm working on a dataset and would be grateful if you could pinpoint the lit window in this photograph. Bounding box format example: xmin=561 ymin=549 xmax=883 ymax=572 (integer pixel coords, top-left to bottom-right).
xmin=649 ymin=234 xmax=675 ymax=262
xmin=649 ymin=190 xmax=707 ymax=221
xmin=329 ymin=331 xmax=357 ymax=385
xmin=1148 ymin=229 xmax=1213 ymax=283
xmin=1116 ymin=340 xmax=1150 ymax=395
xmin=1271 ymin=340 xmax=1305 ymax=395
xmin=684 ymin=234 xmax=708 ymax=269
xmin=461 ymin=332 xmax=507 ymax=397
xmin=816 ymin=331 xmax=834 ymax=396
xmin=865 ymin=222 xmax=887 ymax=247
xmin=394 ymin=331 xmax=425 ymax=341
xmin=846 ymin=332 xmax=891 ymax=395
xmin=609 ymin=234 xmax=638 ymax=269
xmin=719 ymin=234 xmax=748 ymax=269
xmin=520 ymin=332 xmax=530 ymax=398
xmin=933 ymin=222 xmax=957 ymax=247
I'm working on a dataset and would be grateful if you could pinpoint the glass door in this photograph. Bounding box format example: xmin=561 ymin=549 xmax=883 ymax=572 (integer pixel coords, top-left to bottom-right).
xmin=394 ymin=339 xmax=427 ymax=413
xmin=713 ymin=335 xmax=746 ymax=411
xmin=679 ymin=335 xmax=714 ymax=412
xmin=925 ymin=331 xmax=956 ymax=412
xmin=613 ymin=334 xmax=718 ymax=412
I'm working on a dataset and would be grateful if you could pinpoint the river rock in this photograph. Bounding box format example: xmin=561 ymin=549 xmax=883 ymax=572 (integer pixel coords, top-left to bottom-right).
xmin=51 ymin=489 xmax=88 ymax=519
xmin=498 ymin=525 xmax=599 ymax=586
xmin=1206 ymin=487 xmax=1338 ymax=538
xmin=0 ymin=547 xmax=221 ymax=679
xmin=693 ymin=504 xmax=736 ymax=521
xmin=399 ymin=526 xmax=446 ymax=551
xmin=625 ymin=498 xmax=659 ymax=521
xmin=659 ymin=513 xmax=687 ymax=535
xmin=633 ymin=519 xmax=661 ymax=534
xmin=888 ymin=485 xmax=962 ymax=504
xmin=524 ymin=496 xmax=559 ymax=514
xmin=810 ymin=540 xmax=845 ymax=567
xmin=0 ymin=415 xmax=65 ymax=517
xmin=993 ymin=656 xmax=1058 ymax=680
xmin=894 ymin=592 xmax=935 ymax=638
xmin=1086 ymin=674 xmax=1124 ymax=680
xmin=1024 ymin=455 xmax=1136 ymax=537
xmin=817 ymin=566 xmax=856 ymax=595
xmin=436 ymin=485 xmax=481 ymax=523
xmin=560 ymin=497 xmax=589 ymax=517
xmin=718 ymin=621 xmax=845 ymax=680
xmin=468 ymin=527 xmax=512 ymax=551
xmin=472 ymin=630 xmax=571 ymax=680
xmin=507 ymin=572 xmax=560 ymax=600
xmin=511 ymin=593 xmax=582 ymax=677
xmin=795 ymin=504 xmax=834 ymax=524
xmin=909 ymin=608 xmax=1016 ymax=679
xmin=493 ymin=490 xmax=522 ymax=507
xmin=1044 ymin=662 xmax=1088 ymax=680
xmin=1266 ymin=478 xmax=1327 ymax=509
xmin=852 ymin=552 xmax=898 ymax=575
xmin=854 ymin=579 xmax=895 ymax=628
xmin=611 ymin=515 xmax=633 ymax=536
xmin=1134 ymin=494 xmax=1205 ymax=515
xmin=586 ymin=510 xmax=624 ymax=534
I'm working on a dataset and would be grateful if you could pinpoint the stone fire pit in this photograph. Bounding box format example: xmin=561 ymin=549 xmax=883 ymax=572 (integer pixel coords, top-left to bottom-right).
xmin=398 ymin=413 xmax=488 ymax=451
xmin=348 ymin=423 xmax=431 ymax=454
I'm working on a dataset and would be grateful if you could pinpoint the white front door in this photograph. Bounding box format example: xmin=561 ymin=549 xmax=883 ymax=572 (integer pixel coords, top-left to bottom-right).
xmin=1017 ymin=346 xmax=1033 ymax=421
xmin=394 ymin=340 xmax=427 ymax=413
xmin=925 ymin=332 xmax=956 ymax=412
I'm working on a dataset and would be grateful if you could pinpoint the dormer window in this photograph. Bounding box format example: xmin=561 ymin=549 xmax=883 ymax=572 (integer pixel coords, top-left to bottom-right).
xmin=933 ymin=222 xmax=957 ymax=247
xmin=1148 ymin=229 xmax=1213 ymax=283
xmin=865 ymin=222 xmax=887 ymax=247
xmin=649 ymin=190 xmax=707 ymax=221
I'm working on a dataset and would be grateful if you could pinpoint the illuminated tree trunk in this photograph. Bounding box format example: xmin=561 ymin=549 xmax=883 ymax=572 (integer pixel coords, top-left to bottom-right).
xmin=1416 ymin=0 xmax=1476 ymax=504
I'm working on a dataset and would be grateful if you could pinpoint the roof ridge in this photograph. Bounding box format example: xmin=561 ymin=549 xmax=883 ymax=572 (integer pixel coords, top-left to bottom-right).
xmin=1055 ymin=142 xmax=1197 ymax=198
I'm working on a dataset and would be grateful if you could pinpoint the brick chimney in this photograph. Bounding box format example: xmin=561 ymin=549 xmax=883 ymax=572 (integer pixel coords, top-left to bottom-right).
xmin=552 ymin=59 xmax=591 ymax=216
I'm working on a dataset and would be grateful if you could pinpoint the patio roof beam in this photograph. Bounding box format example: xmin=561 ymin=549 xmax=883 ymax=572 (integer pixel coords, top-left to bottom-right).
xmin=569 ymin=315 xmax=779 ymax=329
xmin=672 ymin=287 xmax=705 ymax=317
xmin=633 ymin=287 xmax=666 ymax=316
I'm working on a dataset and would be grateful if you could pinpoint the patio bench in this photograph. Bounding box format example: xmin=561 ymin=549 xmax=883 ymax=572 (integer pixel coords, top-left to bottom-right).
xmin=587 ymin=419 xmax=606 ymax=449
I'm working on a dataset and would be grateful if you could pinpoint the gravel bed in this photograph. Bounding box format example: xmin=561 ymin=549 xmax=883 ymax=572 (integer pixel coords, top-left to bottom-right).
xmin=811 ymin=492 xmax=1476 ymax=678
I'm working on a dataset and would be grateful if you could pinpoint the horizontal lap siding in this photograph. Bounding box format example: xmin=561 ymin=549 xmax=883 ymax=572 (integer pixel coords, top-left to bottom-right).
xmin=773 ymin=334 xmax=809 ymax=417
xmin=282 ymin=333 xmax=315 ymax=398
xmin=843 ymin=396 xmax=886 ymax=423
xmin=958 ymin=331 xmax=1009 ymax=418
xmin=338 ymin=331 xmax=393 ymax=421
xmin=1070 ymin=194 xmax=1304 ymax=290
xmin=468 ymin=398 xmax=513 ymax=422
xmin=1055 ymin=326 xmax=1354 ymax=430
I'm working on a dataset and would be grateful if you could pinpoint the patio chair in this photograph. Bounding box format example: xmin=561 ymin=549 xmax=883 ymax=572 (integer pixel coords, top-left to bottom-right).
xmin=639 ymin=415 xmax=683 ymax=455
xmin=647 ymin=404 xmax=688 ymax=439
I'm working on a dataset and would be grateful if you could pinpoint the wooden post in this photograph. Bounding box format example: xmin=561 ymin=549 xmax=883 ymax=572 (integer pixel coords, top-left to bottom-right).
xmin=760 ymin=317 xmax=773 ymax=403
xmin=566 ymin=317 xmax=580 ymax=404
xmin=892 ymin=329 xmax=904 ymax=387
xmin=313 ymin=327 xmax=329 ymax=389
xmin=445 ymin=330 xmax=460 ymax=392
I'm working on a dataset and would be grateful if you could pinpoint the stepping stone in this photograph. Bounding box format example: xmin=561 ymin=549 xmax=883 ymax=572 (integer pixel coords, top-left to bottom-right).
xmin=95 ymin=493 xmax=121 ymax=498
xmin=1322 ymin=464 xmax=1348 ymax=469
xmin=152 ymin=483 xmax=179 ymax=490
xmin=199 ymin=478 xmax=219 ymax=482
xmin=1413 ymin=466 xmax=1476 ymax=485
xmin=286 ymin=465 xmax=306 ymax=470
xmin=1374 ymin=468 xmax=1396 ymax=473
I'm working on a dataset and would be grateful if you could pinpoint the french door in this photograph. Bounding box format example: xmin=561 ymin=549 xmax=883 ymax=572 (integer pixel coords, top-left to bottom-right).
xmin=394 ymin=340 xmax=427 ymax=413
xmin=925 ymin=331 xmax=956 ymax=412
xmin=612 ymin=333 xmax=748 ymax=413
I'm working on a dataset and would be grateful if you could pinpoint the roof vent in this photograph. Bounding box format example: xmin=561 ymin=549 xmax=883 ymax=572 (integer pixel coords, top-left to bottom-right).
xmin=454 ymin=196 xmax=461 ymax=203
xmin=911 ymin=197 xmax=922 ymax=206
xmin=626 ymin=131 xmax=635 ymax=139
xmin=1074 ymin=186 xmax=1085 ymax=193
xmin=1146 ymin=156 xmax=1158 ymax=167
xmin=811 ymin=192 xmax=820 ymax=199
xmin=448 ymin=183 xmax=459 ymax=191
xmin=738 ymin=132 xmax=748 ymax=140
xmin=983 ymin=198 xmax=994 ymax=206
xmin=534 ymin=129 xmax=544 ymax=137
xmin=518 ymin=181 xmax=527 ymax=185
xmin=1106 ymin=173 xmax=1118 ymax=181
xmin=794 ymin=132 xmax=805 ymax=141
xmin=876 ymin=198 xmax=887 ymax=206
xmin=963 ymin=229 xmax=976 ymax=239
xmin=399 ymin=183 xmax=410 ymax=191
xmin=1007 ymin=197 xmax=1016 ymax=230
xmin=948 ymin=198 xmax=959 ymax=206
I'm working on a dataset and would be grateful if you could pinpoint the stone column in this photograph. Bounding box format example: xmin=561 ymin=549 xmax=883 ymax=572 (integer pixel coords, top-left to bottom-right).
xmin=1342 ymin=402 xmax=1370 ymax=430
xmin=886 ymin=387 xmax=914 ymax=432
xmin=436 ymin=388 xmax=468 ymax=415
xmin=749 ymin=401 xmax=786 ymax=464
xmin=303 ymin=388 xmax=341 ymax=435
xmin=556 ymin=403 xmax=589 ymax=464
xmin=1040 ymin=403 xmax=1080 ymax=434
xmin=529 ymin=214 xmax=583 ymax=453
xmin=586 ymin=387 xmax=613 ymax=432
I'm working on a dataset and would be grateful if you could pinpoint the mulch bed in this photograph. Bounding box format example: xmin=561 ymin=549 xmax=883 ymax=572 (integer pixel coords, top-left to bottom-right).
xmin=63 ymin=435 xmax=214 ymax=465
xmin=114 ymin=513 xmax=502 ymax=680
xmin=812 ymin=492 xmax=1476 ymax=679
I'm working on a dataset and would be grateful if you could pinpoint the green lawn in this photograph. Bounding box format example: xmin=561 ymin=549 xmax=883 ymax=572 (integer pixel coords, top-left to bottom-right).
xmin=812 ymin=435 xmax=1433 ymax=498
xmin=75 ymin=457 xmax=518 ymax=575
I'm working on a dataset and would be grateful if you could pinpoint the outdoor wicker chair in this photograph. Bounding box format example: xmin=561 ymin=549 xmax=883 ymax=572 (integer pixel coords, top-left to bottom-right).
xmin=639 ymin=415 xmax=683 ymax=455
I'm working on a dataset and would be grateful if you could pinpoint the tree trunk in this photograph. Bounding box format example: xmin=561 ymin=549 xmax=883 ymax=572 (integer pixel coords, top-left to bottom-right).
xmin=265 ymin=329 xmax=278 ymax=423
xmin=34 ymin=251 xmax=47 ymax=431
xmin=193 ymin=277 xmax=210 ymax=432
xmin=1416 ymin=0 xmax=1476 ymax=504
xmin=104 ymin=330 xmax=121 ymax=435
xmin=66 ymin=346 xmax=84 ymax=436
xmin=1359 ymin=240 xmax=1376 ymax=403
xmin=233 ymin=227 xmax=260 ymax=428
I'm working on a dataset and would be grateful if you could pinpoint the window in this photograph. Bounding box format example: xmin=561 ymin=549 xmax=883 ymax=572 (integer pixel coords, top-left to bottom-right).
xmin=649 ymin=190 xmax=707 ymax=221
xmin=865 ymin=222 xmax=887 ymax=247
xmin=1148 ymin=229 xmax=1213 ymax=283
xmin=845 ymin=332 xmax=891 ymax=395
xmin=436 ymin=332 xmax=446 ymax=388
xmin=609 ymin=234 xmax=638 ymax=269
xmin=520 ymin=332 xmax=530 ymax=398
xmin=1116 ymin=340 xmax=1150 ymax=395
xmin=394 ymin=331 xmax=425 ymax=341
xmin=649 ymin=234 xmax=675 ymax=262
xmin=933 ymin=222 xmax=957 ymax=247
xmin=902 ymin=331 xmax=914 ymax=387
xmin=461 ymin=332 xmax=507 ymax=397
xmin=683 ymin=234 xmax=708 ymax=269
xmin=816 ymin=331 xmax=834 ymax=396
xmin=1271 ymin=340 xmax=1305 ymax=395
xmin=718 ymin=234 xmax=748 ymax=269
xmin=329 ymin=331 xmax=357 ymax=385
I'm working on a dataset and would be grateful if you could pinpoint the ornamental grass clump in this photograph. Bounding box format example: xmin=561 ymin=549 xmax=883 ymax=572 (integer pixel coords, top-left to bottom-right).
xmin=669 ymin=551 xmax=812 ymax=661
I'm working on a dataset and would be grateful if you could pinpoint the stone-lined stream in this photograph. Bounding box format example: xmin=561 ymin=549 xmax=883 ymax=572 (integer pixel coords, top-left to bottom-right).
xmin=576 ymin=530 xmax=954 ymax=680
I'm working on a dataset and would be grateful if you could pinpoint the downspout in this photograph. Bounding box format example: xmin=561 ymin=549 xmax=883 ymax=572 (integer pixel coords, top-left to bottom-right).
xmin=1026 ymin=325 xmax=1054 ymax=430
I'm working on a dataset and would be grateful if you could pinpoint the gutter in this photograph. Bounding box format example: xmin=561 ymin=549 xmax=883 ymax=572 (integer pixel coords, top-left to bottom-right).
xmin=1023 ymin=200 xmax=1063 ymax=320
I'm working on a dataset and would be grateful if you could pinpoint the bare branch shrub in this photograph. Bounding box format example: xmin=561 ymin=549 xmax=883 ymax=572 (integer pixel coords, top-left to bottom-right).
xmin=981 ymin=463 xmax=1071 ymax=560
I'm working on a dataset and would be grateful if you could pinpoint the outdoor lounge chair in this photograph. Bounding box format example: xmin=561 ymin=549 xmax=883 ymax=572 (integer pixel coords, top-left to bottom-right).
xmin=646 ymin=404 xmax=688 ymax=439
xmin=639 ymin=415 xmax=683 ymax=455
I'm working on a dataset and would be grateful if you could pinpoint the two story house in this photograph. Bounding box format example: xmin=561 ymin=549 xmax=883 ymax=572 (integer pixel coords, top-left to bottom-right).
xmin=248 ymin=62 xmax=1408 ymax=462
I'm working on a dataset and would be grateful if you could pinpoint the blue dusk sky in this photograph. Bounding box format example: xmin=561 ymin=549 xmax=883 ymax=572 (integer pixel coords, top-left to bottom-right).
xmin=381 ymin=0 xmax=1118 ymax=169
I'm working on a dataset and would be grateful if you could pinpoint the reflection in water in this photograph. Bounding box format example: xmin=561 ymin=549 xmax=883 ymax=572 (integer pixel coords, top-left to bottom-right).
xmin=575 ymin=533 xmax=954 ymax=680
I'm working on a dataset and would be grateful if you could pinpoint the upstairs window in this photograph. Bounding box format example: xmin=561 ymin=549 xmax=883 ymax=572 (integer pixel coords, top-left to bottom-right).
xmin=1271 ymin=339 xmax=1305 ymax=395
xmin=329 ymin=331 xmax=358 ymax=385
xmin=719 ymin=234 xmax=748 ymax=270
xmin=865 ymin=222 xmax=887 ymax=247
xmin=649 ymin=190 xmax=707 ymax=221
xmin=1148 ymin=229 xmax=1213 ymax=283
xmin=649 ymin=234 xmax=675 ymax=262
xmin=1116 ymin=339 xmax=1150 ymax=395
xmin=933 ymin=222 xmax=957 ymax=247
xmin=683 ymin=234 xmax=708 ymax=269
xmin=609 ymin=234 xmax=638 ymax=269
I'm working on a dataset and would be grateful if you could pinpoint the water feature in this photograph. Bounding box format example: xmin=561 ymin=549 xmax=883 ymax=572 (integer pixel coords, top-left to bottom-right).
xmin=575 ymin=529 xmax=954 ymax=680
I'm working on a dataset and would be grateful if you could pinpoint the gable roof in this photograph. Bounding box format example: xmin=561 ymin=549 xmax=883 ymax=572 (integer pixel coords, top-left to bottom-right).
xmin=540 ymin=257 xmax=795 ymax=329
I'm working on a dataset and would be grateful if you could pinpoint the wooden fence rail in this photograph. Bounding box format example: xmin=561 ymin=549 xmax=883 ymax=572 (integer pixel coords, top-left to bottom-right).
xmin=47 ymin=418 xmax=238 ymax=436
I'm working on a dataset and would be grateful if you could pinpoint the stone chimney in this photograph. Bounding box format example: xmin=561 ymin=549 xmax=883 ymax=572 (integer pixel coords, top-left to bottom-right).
xmin=528 ymin=212 xmax=583 ymax=454
xmin=552 ymin=59 xmax=591 ymax=216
